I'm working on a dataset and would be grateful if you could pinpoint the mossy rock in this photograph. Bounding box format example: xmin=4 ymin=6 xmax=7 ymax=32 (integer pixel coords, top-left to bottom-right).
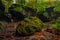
xmin=16 ymin=17 xmax=45 ymax=35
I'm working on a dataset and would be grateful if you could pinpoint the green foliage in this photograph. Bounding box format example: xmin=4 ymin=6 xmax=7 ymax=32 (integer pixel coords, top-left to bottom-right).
xmin=16 ymin=0 xmax=25 ymax=5
xmin=16 ymin=17 xmax=45 ymax=35
xmin=12 ymin=5 xmax=23 ymax=12
xmin=1 ymin=0 xmax=60 ymax=13
xmin=2 ymin=0 xmax=13 ymax=13
xmin=54 ymin=6 xmax=60 ymax=12
xmin=25 ymin=0 xmax=37 ymax=9
xmin=51 ymin=18 xmax=60 ymax=30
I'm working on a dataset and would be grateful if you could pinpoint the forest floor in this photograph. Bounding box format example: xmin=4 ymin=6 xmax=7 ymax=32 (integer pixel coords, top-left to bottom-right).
xmin=0 ymin=22 xmax=60 ymax=40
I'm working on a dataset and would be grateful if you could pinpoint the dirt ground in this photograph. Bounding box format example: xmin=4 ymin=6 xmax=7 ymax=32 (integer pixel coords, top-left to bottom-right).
xmin=0 ymin=22 xmax=60 ymax=40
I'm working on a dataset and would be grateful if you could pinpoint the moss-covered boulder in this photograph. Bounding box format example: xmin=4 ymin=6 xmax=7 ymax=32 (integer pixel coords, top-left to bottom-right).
xmin=16 ymin=17 xmax=45 ymax=35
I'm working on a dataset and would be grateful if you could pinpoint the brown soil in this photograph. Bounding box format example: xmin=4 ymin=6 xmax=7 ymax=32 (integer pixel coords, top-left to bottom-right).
xmin=0 ymin=22 xmax=60 ymax=40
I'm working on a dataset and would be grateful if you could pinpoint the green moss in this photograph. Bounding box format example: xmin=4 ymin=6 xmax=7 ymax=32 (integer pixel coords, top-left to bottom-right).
xmin=16 ymin=17 xmax=45 ymax=35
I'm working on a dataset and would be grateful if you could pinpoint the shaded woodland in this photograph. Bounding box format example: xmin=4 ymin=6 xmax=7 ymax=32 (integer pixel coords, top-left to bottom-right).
xmin=0 ymin=0 xmax=60 ymax=40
